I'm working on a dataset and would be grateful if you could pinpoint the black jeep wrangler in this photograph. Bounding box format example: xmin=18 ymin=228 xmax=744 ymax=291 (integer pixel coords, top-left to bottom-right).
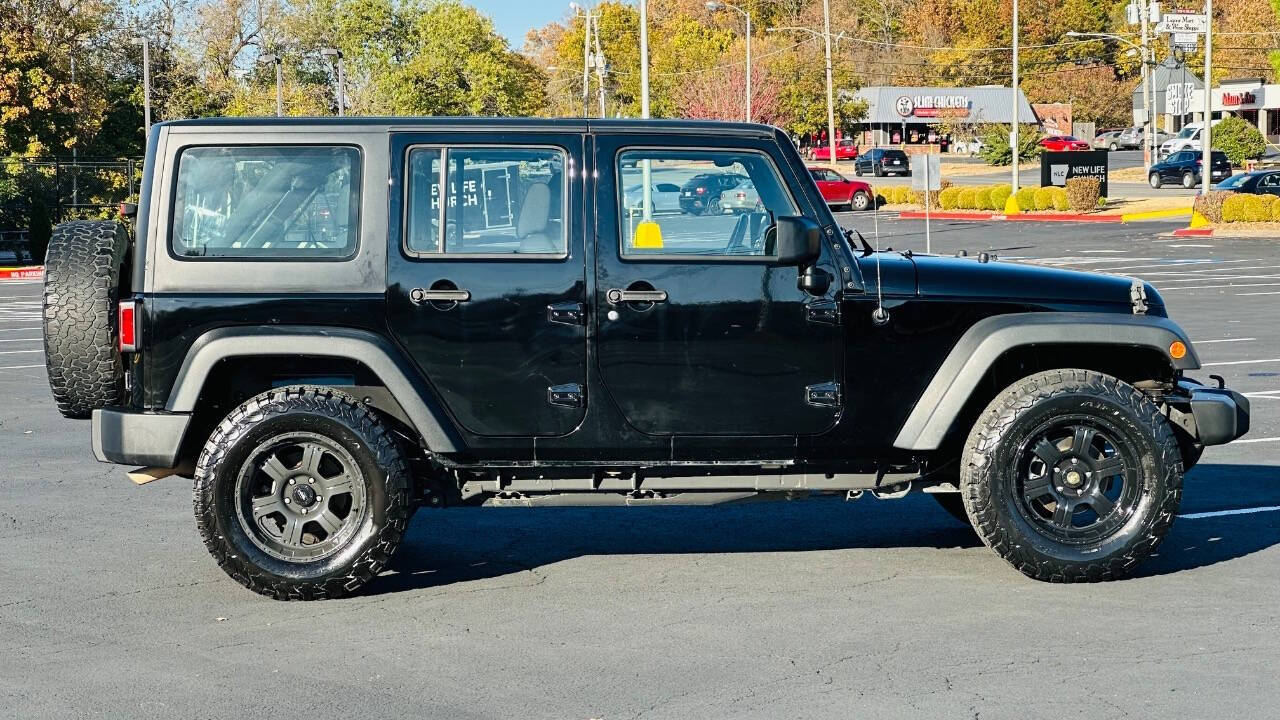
xmin=42 ymin=118 xmax=1249 ymax=599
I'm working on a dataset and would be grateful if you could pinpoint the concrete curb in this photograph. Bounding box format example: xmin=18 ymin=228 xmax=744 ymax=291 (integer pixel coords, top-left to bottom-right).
xmin=1172 ymin=228 xmax=1215 ymax=237
xmin=897 ymin=211 xmax=1122 ymax=223
xmin=0 ymin=266 xmax=43 ymax=281
xmin=1119 ymin=207 xmax=1193 ymax=222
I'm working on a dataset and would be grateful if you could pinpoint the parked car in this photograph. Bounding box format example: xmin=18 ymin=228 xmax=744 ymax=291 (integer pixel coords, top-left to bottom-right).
xmin=719 ymin=180 xmax=762 ymax=213
xmin=1215 ymin=170 xmax=1280 ymax=195
xmin=623 ymin=182 xmax=682 ymax=214
xmin=678 ymin=172 xmax=748 ymax=215
xmin=1039 ymin=135 xmax=1090 ymax=152
xmin=807 ymin=166 xmax=874 ymax=211
xmin=853 ymin=148 xmax=910 ymax=177
xmin=1148 ymin=149 xmax=1232 ymax=189
xmin=1092 ymin=130 xmax=1124 ymax=150
xmin=45 ymin=116 xmax=1249 ymax=599
xmin=809 ymin=138 xmax=859 ymax=161
xmin=1158 ymin=121 xmax=1223 ymax=158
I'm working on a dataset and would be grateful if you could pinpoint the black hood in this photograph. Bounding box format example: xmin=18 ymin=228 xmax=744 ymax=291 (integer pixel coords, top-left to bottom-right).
xmin=893 ymin=253 xmax=1164 ymax=311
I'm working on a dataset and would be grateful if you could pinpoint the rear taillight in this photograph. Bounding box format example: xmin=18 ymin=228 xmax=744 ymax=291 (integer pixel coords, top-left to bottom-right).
xmin=695 ymin=187 xmax=705 ymax=195
xmin=736 ymin=192 xmax=746 ymax=199
xmin=118 ymin=300 xmax=137 ymax=352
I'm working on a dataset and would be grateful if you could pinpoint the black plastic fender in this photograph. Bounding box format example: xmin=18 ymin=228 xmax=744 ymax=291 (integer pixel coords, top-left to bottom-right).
xmin=893 ymin=312 xmax=1199 ymax=451
xmin=166 ymin=326 xmax=463 ymax=453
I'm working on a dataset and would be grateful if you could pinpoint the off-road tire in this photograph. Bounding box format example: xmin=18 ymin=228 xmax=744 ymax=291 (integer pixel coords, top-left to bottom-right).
xmin=194 ymin=386 xmax=411 ymax=600
xmin=960 ymin=369 xmax=1182 ymax=582
xmin=42 ymin=220 xmax=129 ymax=418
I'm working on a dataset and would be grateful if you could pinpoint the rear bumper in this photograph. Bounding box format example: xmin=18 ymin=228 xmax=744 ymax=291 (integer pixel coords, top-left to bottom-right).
xmin=1172 ymin=379 xmax=1251 ymax=447
xmin=91 ymin=407 xmax=191 ymax=466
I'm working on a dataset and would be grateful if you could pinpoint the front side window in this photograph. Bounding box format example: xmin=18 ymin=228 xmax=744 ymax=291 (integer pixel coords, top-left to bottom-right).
xmin=617 ymin=149 xmax=798 ymax=258
xmin=172 ymin=146 xmax=360 ymax=258
xmin=405 ymin=146 xmax=566 ymax=256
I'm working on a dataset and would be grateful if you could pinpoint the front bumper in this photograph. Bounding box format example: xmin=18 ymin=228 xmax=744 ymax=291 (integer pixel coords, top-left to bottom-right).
xmin=1168 ymin=379 xmax=1251 ymax=446
xmin=92 ymin=407 xmax=191 ymax=467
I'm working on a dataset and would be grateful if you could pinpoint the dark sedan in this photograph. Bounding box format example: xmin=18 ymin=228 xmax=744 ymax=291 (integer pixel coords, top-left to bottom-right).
xmin=1216 ymin=169 xmax=1280 ymax=195
xmin=678 ymin=172 xmax=748 ymax=215
xmin=1148 ymin=150 xmax=1231 ymax=189
xmin=853 ymin=148 xmax=910 ymax=177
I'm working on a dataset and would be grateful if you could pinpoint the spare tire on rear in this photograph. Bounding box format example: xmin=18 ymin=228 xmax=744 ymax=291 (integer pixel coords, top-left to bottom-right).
xmin=43 ymin=220 xmax=130 ymax=418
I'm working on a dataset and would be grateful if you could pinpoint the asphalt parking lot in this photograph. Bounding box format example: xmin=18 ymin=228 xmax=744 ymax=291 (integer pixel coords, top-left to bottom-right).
xmin=2 ymin=218 xmax=1278 ymax=718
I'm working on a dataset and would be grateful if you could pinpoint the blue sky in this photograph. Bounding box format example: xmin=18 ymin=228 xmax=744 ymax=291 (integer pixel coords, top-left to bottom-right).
xmin=466 ymin=1 xmax=569 ymax=48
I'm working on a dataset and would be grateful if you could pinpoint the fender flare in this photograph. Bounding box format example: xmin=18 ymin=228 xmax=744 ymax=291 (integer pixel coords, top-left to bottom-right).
xmin=167 ymin=326 xmax=462 ymax=453
xmin=892 ymin=312 xmax=1199 ymax=451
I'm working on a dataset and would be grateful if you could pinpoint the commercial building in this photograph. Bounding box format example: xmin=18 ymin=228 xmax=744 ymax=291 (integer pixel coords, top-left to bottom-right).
xmin=851 ymin=86 xmax=1038 ymax=148
xmin=1189 ymin=77 xmax=1280 ymax=142
xmin=1131 ymin=58 xmax=1203 ymax=133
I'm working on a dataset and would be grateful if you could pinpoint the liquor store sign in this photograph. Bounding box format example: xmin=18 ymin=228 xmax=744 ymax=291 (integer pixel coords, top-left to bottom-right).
xmin=895 ymin=94 xmax=972 ymax=118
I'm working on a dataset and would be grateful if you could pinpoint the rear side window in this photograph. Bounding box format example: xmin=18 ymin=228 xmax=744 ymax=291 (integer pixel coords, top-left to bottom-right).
xmin=171 ymin=146 xmax=360 ymax=259
xmin=404 ymin=146 xmax=567 ymax=256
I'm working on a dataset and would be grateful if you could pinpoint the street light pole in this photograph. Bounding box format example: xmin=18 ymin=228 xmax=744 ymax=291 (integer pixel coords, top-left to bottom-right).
xmin=1011 ymin=0 xmax=1020 ymax=195
xmin=321 ymin=48 xmax=345 ymax=116
xmin=822 ymin=0 xmax=837 ymax=166
xmin=135 ymin=37 xmax=152 ymax=137
xmin=592 ymin=13 xmax=606 ymax=116
xmin=260 ymin=53 xmax=284 ymax=117
xmin=1201 ymin=0 xmax=1213 ymax=191
xmin=570 ymin=3 xmax=591 ymax=117
xmin=706 ymin=2 xmax=751 ymax=122
xmin=640 ymin=0 xmax=652 ymax=220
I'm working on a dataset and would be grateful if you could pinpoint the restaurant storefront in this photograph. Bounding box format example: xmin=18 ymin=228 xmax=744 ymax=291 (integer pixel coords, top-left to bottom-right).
xmin=851 ymin=85 xmax=1038 ymax=151
xmin=1189 ymin=78 xmax=1280 ymax=142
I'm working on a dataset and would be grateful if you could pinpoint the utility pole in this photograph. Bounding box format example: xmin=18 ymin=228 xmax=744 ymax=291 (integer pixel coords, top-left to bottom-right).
xmin=136 ymin=37 xmax=152 ymax=137
xmin=640 ymin=0 xmax=652 ymax=220
xmin=322 ymin=48 xmax=345 ymax=117
xmin=572 ymin=3 xmax=590 ymax=117
xmin=592 ymin=13 xmax=606 ymax=116
xmin=261 ymin=54 xmax=284 ymax=117
xmin=1141 ymin=1 xmax=1152 ymax=172
xmin=1201 ymin=0 xmax=1213 ymax=191
xmin=1010 ymin=0 xmax=1020 ymax=196
xmin=822 ymin=0 xmax=837 ymax=167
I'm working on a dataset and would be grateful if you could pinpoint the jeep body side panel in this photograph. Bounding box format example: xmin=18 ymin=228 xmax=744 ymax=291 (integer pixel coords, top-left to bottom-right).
xmin=164 ymin=326 xmax=464 ymax=453
xmin=892 ymin=312 xmax=1199 ymax=451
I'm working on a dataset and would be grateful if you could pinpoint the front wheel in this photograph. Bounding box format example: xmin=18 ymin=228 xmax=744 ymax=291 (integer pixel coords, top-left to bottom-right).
xmin=1149 ymin=173 xmax=1162 ymax=189
xmin=960 ymin=369 xmax=1182 ymax=582
xmin=1109 ymin=142 xmax=1118 ymax=151
xmin=194 ymin=386 xmax=412 ymax=600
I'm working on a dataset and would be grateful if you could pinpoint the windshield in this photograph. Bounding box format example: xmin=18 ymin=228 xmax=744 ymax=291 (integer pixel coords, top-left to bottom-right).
xmin=1217 ymin=173 xmax=1248 ymax=189
xmin=1175 ymin=126 xmax=1197 ymax=139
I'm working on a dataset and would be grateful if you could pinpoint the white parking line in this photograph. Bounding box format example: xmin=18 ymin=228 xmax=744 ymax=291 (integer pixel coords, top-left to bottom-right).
xmin=1179 ymin=506 xmax=1280 ymax=520
xmin=1160 ymin=282 xmax=1280 ymax=292
xmin=1237 ymin=291 xmax=1280 ymax=296
xmin=1194 ymin=338 xmax=1256 ymax=344
xmin=1155 ymin=275 xmax=1280 ymax=284
xmin=1231 ymin=436 xmax=1280 ymax=444
xmin=0 ymin=364 xmax=42 ymax=370
xmin=0 ymin=326 xmax=41 ymax=332
xmin=0 ymin=337 xmax=40 ymax=343
xmin=0 ymin=349 xmax=41 ymax=355
xmin=1203 ymin=358 xmax=1280 ymax=367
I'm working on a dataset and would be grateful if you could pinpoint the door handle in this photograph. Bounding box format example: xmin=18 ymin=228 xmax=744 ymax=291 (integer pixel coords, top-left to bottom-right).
xmin=410 ymin=288 xmax=471 ymax=304
xmin=606 ymin=288 xmax=668 ymax=305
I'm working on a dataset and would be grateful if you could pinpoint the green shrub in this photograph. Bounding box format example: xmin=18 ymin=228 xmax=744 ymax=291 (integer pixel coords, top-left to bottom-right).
xmin=977 ymin=123 xmax=1044 ymax=166
xmin=1050 ymin=186 xmax=1069 ymax=211
xmin=1065 ymin=177 xmax=1101 ymax=213
xmin=1222 ymin=194 xmax=1249 ymax=222
xmin=990 ymin=184 xmax=1012 ymax=210
xmin=1033 ymin=186 xmax=1055 ymax=211
xmin=1272 ymin=196 xmax=1280 ymax=223
xmin=974 ymin=187 xmax=993 ymax=210
xmin=1244 ymin=194 xmax=1272 ymax=222
xmin=1015 ymin=186 xmax=1036 ymax=211
xmin=939 ymin=186 xmax=961 ymax=210
xmin=1194 ymin=190 xmax=1234 ymax=224
xmin=1211 ymin=116 xmax=1266 ymax=166
xmin=954 ymin=188 xmax=975 ymax=209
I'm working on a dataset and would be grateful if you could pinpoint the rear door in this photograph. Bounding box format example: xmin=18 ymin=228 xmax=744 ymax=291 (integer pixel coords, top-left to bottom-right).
xmin=593 ymin=136 xmax=842 ymax=438
xmin=386 ymin=132 xmax=587 ymax=437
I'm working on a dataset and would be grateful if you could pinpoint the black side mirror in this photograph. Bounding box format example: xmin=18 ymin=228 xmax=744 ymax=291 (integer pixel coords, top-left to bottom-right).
xmin=773 ymin=215 xmax=821 ymax=267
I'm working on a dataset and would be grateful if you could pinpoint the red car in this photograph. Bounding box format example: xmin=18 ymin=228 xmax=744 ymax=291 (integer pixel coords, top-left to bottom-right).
xmin=808 ymin=166 xmax=874 ymax=211
xmin=809 ymin=138 xmax=859 ymax=161
xmin=1039 ymin=135 xmax=1090 ymax=152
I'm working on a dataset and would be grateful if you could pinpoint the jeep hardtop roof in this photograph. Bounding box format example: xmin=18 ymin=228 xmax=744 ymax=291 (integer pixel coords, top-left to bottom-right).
xmin=156 ymin=116 xmax=782 ymax=140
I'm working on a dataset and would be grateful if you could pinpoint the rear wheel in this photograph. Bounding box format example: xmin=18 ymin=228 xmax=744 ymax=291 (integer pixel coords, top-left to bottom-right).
xmin=703 ymin=197 xmax=722 ymax=216
xmin=194 ymin=386 xmax=411 ymax=600
xmin=1149 ymin=173 xmax=1162 ymax=189
xmin=873 ymin=166 xmax=885 ymax=177
xmin=42 ymin=220 xmax=129 ymax=418
xmin=960 ymin=369 xmax=1182 ymax=582
xmin=1182 ymin=171 xmax=1196 ymax=189
xmin=851 ymin=190 xmax=871 ymax=211
xmin=1110 ymin=142 xmax=1118 ymax=151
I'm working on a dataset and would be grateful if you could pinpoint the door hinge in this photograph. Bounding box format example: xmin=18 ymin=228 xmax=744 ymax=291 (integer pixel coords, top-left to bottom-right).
xmin=806 ymin=382 xmax=842 ymax=408
xmin=806 ymin=298 xmax=839 ymax=325
xmin=547 ymin=302 xmax=585 ymax=326
xmin=548 ymin=383 xmax=584 ymax=408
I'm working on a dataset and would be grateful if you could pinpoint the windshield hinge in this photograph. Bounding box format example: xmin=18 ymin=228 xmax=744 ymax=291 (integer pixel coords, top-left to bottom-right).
xmin=806 ymin=382 xmax=842 ymax=408
xmin=1130 ymin=280 xmax=1148 ymax=315
xmin=806 ymin=298 xmax=839 ymax=325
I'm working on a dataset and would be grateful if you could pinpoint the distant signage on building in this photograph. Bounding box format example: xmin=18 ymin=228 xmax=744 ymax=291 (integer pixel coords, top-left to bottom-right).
xmin=1222 ymin=90 xmax=1258 ymax=107
xmin=895 ymin=94 xmax=971 ymax=119
xmin=1157 ymin=12 xmax=1208 ymax=34
xmin=1041 ymin=150 xmax=1108 ymax=198
xmin=1166 ymin=81 xmax=1195 ymax=116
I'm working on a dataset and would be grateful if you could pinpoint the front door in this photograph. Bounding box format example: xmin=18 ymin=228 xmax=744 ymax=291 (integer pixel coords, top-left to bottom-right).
xmin=593 ymin=137 xmax=842 ymax=438
xmin=387 ymin=132 xmax=587 ymax=437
